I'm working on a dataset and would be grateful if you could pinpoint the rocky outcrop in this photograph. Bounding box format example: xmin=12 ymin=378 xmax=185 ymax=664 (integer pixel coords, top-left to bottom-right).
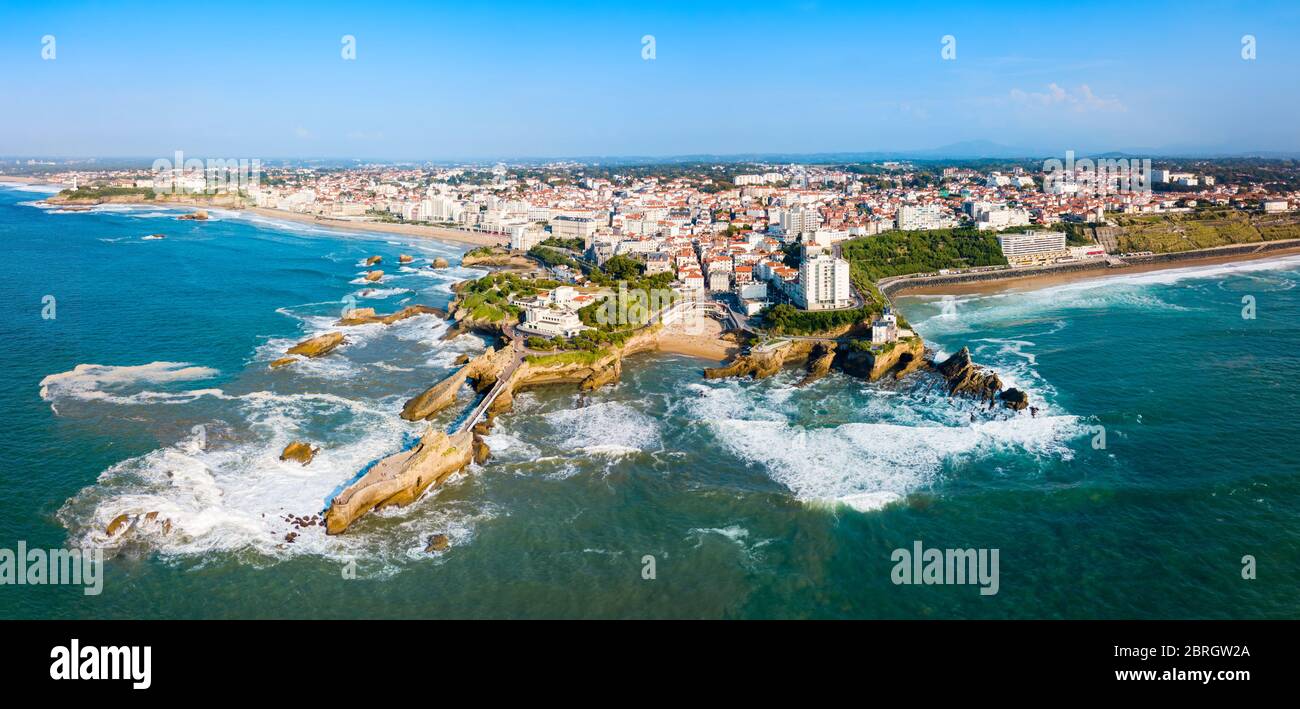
xmin=364 ymin=270 xmax=384 ymax=282
xmin=336 ymin=304 xmax=445 ymax=326
xmin=425 ymin=534 xmax=450 ymax=552
xmin=798 ymin=341 xmax=837 ymax=386
xmin=177 ymin=210 xmax=208 ymax=221
xmin=461 ymin=249 xmax=533 ymax=269
xmin=324 ymin=428 xmax=474 ymax=534
xmin=269 ymin=357 xmax=296 ymax=369
xmin=935 ymin=347 xmax=1004 ymax=401
xmin=401 ymin=346 xmax=516 ymax=421
xmin=999 ymin=387 xmax=1029 ymax=411
xmin=365 ymin=255 xmax=382 ymax=266
xmin=104 ymin=510 xmax=173 ymax=538
xmin=106 ymin=513 xmax=131 ymax=536
xmin=279 ymin=441 xmax=318 ymax=465
xmin=398 ymin=254 xmax=414 ymax=264
xmin=704 ymin=340 xmax=814 ymax=380
xmin=431 ymin=257 xmax=450 ymax=269
xmin=839 ymin=338 xmax=927 ymax=382
xmin=286 ymin=332 xmax=345 ymax=358
xmin=402 ymin=369 xmax=471 ymax=421
xmin=472 ymin=435 xmax=491 ymax=465
xmin=579 ymin=358 xmax=621 ymax=391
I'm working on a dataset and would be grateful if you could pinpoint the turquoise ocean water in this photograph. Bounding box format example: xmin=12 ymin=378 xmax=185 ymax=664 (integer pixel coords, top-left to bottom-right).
xmin=2 ymin=183 xmax=1297 ymax=618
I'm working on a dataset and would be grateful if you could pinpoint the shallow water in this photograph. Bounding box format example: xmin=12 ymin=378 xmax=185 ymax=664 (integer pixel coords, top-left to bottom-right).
xmin=3 ymin=185 xmax=1297 ymax=618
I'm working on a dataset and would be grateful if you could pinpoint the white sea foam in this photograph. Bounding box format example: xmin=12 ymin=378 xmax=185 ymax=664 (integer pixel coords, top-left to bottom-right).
xmin=0 ymin=182 xmax=64 ymax=193
xmin=39 ymin=362 xmax=223 ymax=405
xmin=544 ymin=400 xmax=662 ymax=454
xmin=56 ymin=389 xmax=440 ymax=567
xmin=690 ymin=378 xmax=1082 ymax=511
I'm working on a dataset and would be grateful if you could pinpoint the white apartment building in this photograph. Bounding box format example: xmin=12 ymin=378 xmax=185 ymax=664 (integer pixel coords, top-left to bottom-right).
xmin=779 ymin=206 xmax=821 ymax=236
xmin=997 ymin=231 xmax=1068 ymax=265
xmin=551 ymin=215 xmax=600 ymax=246
xmin=976 ymin=206 xmax=1032 ymax=231
xmin=797 ymin=253 xmax=851 ymax=310
xmin=896 ymin=203 xmax=956 ymax=231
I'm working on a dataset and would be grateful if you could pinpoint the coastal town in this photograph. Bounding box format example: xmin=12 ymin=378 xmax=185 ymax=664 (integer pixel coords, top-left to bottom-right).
xmin=15 ymin=157 xmax=1300 ymax=329
xmin=14 ymin=156 xmax=1300 ymax=346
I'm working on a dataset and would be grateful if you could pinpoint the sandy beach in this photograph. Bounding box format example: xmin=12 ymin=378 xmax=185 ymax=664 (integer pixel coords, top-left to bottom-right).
xmin=655 ymin=314 xmax=739 ymax=361
xmin=244 ymin=207 xmax=507 ymax=249
xmin=1 ymin=180 xmax=507 ymax=250
xmin=0 ymin=175 xmax=68 ymax=186
xmin=892 ymin=242 xmax=1300 ymax=297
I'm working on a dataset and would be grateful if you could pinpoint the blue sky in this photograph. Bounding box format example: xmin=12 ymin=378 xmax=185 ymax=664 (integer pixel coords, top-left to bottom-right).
xmin=1 ymin=0 xmax=1297 ymax=159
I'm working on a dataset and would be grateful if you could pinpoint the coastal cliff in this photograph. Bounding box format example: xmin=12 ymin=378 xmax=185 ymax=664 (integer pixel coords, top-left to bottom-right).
xmin=839 ymin=337 xmax=927 ymax=381
xmin=703 ymin=335 xmax=1025 ymax=409
xmin=704 ymin=336 xmax=927 ymax=384
xmin=704 ymin=339 xmax=816 ymax=379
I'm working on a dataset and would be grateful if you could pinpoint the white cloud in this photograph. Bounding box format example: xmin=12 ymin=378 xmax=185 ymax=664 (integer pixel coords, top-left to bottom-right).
xmin=1010 ymin=83 xmax=1124 ymax=112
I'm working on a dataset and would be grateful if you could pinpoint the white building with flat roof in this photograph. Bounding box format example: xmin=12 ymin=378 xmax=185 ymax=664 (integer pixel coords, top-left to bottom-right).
xmin=896 ymin=203 xmax=956 ymax=231
xmin=997 ymin=231 xmax=1068 ymax=265
xmin=797 ymin=253 xmax=851 ymax=310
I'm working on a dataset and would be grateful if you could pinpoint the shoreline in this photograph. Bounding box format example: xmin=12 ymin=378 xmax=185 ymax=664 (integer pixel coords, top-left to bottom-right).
xmin=242 ymin=207 xmax=508 ymax=249
xmin=0 ymin=181 xmax=508 ymax=251
xmin=887 ymin=241 xmax=1300 ymax=298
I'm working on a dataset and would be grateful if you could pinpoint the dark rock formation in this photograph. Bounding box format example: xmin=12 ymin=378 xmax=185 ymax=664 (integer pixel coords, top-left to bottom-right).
xmin=999 ymin=387 xmax=1030 ymax=411
xmin=935 ymin=347 xmax=1004 ymax=401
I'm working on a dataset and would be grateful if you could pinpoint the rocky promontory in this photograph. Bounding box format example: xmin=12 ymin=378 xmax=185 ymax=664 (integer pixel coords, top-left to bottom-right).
xmin=285 ymin=331 xmax=345 ymax=358
xmin=460 ymin=247 xmax=534 ymax=270
xmin=324 ymin=428 xmax=476 ymax=535
xmin=336 ymin=304 xmax=445 ymax=327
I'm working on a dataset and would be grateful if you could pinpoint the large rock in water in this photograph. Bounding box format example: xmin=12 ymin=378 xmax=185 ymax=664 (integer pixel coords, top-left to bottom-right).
xmin=398 ymin=254 xmax=414 ymax=264
xmin=336 ymin=304 xmax=445 ymax=326
xmin=365 ymin=255 xmax=382 ymax=266
xmin=324 ymin=428 xmax=475 ymax=534
xmin=364 ymin=270 xmax=384 ymax=282
xmin=999 ymin=387 xmax=1030 ymax=411
xmin=431 ymin=257 xmax=450 ymax=269
xmin=286 ymin=332 xmax=345 ymax=358
xmin=280 ymin=441 xmax=318 ymax=465
xmin=935 ymin=347 xmax=1003 ymax=400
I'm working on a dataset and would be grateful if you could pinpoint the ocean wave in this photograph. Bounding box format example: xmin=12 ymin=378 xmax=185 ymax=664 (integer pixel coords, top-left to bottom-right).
xmin=54 ymin=387 xmax=471 ymax=571
xmin=39 ymin=362 xmax=223 ymax=406
xmin=544 ymin=400 xmax=662 ymax=455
